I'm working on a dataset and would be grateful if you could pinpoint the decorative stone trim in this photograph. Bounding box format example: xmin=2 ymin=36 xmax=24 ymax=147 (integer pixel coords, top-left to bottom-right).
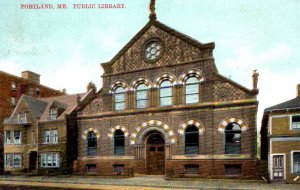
xmin=178 ymin=69 xmax=206 ymax=84
xmin=218 ymin=117 xmax=248 ymax=133
xmin=130 ymin=77 xmax=152 ymax=91
xmin=153 ymin=73 xmax=177 ymax=88
xmin=178 ymin=119 xmax=205 ymax=135
xmin=109 ymin=80 xmax=128 ymax=94
xmin=130 ymin=120 xmax=177 ymax=145
xmin=108 ymin=125 xmax=129 ymax=138
xmin=81 ymin=127 xmax=100 ymax=140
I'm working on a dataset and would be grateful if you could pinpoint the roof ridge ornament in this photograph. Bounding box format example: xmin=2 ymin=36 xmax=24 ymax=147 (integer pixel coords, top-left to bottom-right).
xmin=149 ymin=0 xmax=157 ymax=20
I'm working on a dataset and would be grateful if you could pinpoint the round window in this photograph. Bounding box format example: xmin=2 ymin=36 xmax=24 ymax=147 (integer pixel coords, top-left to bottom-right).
xmin=144 ymin=39 xmax=163 ymax=62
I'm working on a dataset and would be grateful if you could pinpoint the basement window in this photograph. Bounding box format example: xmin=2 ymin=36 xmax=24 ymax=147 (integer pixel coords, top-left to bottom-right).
xmin=225 ymin=165 xmax=241 ymax=176
xmin=113 ymin=164 xmax=124 ymax=175
xmin=184 ymin=165 xmax=199 ymax=174
xmin=86 ymin=164 xmax=97 ymax=173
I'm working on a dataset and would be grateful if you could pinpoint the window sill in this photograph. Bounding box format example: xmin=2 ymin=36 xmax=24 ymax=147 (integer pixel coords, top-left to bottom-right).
xmin=184 ymin=154 xmax=199 ymax=157
xmin=41 ymin=166 xmax=59 ymax=168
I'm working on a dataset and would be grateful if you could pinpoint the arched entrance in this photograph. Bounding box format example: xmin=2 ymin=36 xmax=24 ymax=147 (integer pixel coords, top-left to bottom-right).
xmin=146 ymin=131 xmax=165 ymax=175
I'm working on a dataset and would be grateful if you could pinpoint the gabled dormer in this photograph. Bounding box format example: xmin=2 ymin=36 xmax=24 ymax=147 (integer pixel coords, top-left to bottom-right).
xmin=47 ymin=100 xmax=67 ymax=121
xmin=4 ymin=94 xmax=47 ymax=125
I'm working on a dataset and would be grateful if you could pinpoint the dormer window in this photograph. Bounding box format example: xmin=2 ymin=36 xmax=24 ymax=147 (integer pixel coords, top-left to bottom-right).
xmin=49 ymin=108 xmax=57 ymax=120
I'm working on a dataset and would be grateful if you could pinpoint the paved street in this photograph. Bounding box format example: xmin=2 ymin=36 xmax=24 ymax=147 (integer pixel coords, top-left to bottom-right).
xmin=0 ymin=175 xmax=299 ymax=190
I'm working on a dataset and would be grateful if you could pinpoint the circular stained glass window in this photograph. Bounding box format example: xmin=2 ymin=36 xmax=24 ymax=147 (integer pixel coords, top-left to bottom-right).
xmin=144 ymin=40 xmax=163 ymax=61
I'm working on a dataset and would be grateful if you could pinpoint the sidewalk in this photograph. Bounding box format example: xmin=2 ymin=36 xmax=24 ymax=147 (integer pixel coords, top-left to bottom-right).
xmin=0 ymin=175 xmax=299 ymax=190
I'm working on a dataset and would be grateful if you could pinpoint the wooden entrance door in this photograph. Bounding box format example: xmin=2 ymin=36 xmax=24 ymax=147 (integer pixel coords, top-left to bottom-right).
xmin=29 ymin=151 xmax=37 ymax=171
xmin=146 ymin=133 xmax=165 ymax=175
xmin=273 ymin=155 xmax=284 ymax=180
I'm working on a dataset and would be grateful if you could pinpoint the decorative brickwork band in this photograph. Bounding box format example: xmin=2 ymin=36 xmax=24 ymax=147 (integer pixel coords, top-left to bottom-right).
xmin=130 ymin=120 xmax=176 ymax=145
xmin=108 ymin=125 xmax=129 ymax=138
xmin=178 ymin=69 xmax=206 ymax=84
xmin=178 ymin=119 xmax=205 ymax=135
xmin=109 ymin=80 xmax=128 ymax=94
xmin=81 ymin=127 xmax=100 ymax=139
xmin=218 ymin=118 xmax=248 ymax=133
xmin=153 ymin=73 xmax=177 ymax=88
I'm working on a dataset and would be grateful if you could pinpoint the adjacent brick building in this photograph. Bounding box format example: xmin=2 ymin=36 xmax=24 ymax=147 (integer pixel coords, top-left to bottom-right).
xmin=3 ymin=84 xmax=96 ymax=175
xmin=74 ymin=11 xmax=260 ymax=179
xmin=261 ymin=84 xmax=300 ymax=184
xmin=0 ymin=70 xmax=65 ymax=173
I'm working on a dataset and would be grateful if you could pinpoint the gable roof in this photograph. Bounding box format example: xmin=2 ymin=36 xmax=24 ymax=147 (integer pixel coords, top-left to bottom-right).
xmin=101 ymin=19 xmax=215 ymax=66
xmin=265 ymin=96 xmax=300 ymax=112
xmin=9 ymin=92 xmax=89 ymax=122
xmin=11 ymin=94 xmax=48 ymax=118
xmin=215 ymin=73 xmax=254 ymax=94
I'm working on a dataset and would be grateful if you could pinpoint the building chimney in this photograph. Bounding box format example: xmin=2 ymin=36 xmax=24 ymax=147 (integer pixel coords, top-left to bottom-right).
xmin=21 ymin=71 xmax=40 ymax=84
xmin=62 ymin=88 xmax=67 ymax=94
xmin=297 ymin=84 xmax=300 ymax=97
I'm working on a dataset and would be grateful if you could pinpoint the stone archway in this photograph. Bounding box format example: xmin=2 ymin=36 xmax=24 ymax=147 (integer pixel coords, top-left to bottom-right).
xmin=145 ymin=131 xmax=165 ymax=175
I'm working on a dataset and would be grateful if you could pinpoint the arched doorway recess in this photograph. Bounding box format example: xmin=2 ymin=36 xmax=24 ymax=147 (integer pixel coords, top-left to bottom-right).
xmin=145 ymin=131 xmax=165 ymax=175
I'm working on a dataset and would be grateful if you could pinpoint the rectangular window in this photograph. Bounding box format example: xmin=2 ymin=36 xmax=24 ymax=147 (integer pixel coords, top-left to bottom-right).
xmin=4 ymin=154 xmax=11 ymax=166
xmin=44 ymin=129 xmax=58 ymax=144
xmin=113 ymin=164 xmax=124 ymax=174
xmin=13 ymin=154 xmax=21 ymax=167
xmin=292 ymin=152 xmax=300 ymax=173
xmin=40 ymin=153 xmax=59 ymax=168
xmin=86 ymin=164 xmax=97 ymax=173
xmin=5 ymin=131 xmax=11 ymax=144
xmin=44 ymin=130 xmax=50 ymax=143
xmin=13 ymin=131 xmax=21 ymax=144
xmin=225 ymin=165 xmax=241 ymax=176
xmin=11 ymin=97 xmax=16 ymax=106
xmin=291 ymin=116 xmax=300 ymax=129
xmin=11 ymin=81 xmax=16 ymax=89
xmin=184 ymin=165 xmax=199 ymax=174
xmin=52 ymin=129 xmax=58 ymax=143
xmin=49 ymin=108 xmax=57 ymax=120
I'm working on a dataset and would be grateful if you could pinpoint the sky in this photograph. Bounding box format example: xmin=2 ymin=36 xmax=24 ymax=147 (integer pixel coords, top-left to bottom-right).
xmin=0 ymin=0 xmax=299 ymax=128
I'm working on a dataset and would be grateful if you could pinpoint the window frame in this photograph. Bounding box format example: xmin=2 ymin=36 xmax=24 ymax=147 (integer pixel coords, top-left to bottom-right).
xmin=5 ymin=130 xmax=11 ymax=144
xmin=291 ymin=151 xmax=300 ymax=174
xmin=184 ymin=76 xmax=200 ymax=104
xmin=114 ymin=129 xmax=125 ymax=156
xmin=40 ymin=153 xmax=59 ymax=168
xmin=4 ymin=153 xmax=12 ymax=166
xmin=159 ymin=80 xmax=173 ymax=107
xmin=114 ymin=86 xmax=126 ymax=111
xmin=224 ymin=122 xmax=241 ymax=154
xmin=135 ymin=83 xmax=148 ymax=109
xmin=13 ymin=130 xmax=21 ymax=144
xmin=184 ymin=125 xmax=199 ymax=155
xmin=87 ymin=131 xmax=97 ymax=156
xmin=13 ymin=153 xmax=22 ymax=167
xmin=11 ymin=81 xmax=16 ymax=90
xmin=290 ymin=115 xmax=300 ymax=130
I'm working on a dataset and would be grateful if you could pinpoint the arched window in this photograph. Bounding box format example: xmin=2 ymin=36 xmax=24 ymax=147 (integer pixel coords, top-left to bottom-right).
xmin=185 ymin=125 xmax=199 ymax=154
xmin=114 ymin=87 xmax=125 ymax=111
xmin=185 ymin=77 xmax=200 ymax=104
xmin=225 ymin=123 xmax=241 ymax=154
xmin=114 ymin=130 xmax=125 ymax=155
xmin=87 ymin=131 xmax=97 ymax=156
xmin=159 ymin=80 xmax=173 ymax=106
xmin=136 ymin=83 xmax=148 ymax=109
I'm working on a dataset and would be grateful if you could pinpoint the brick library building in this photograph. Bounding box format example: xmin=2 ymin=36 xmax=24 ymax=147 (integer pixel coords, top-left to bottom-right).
xmin=74 ymin=7 xmax=260 ymax=178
